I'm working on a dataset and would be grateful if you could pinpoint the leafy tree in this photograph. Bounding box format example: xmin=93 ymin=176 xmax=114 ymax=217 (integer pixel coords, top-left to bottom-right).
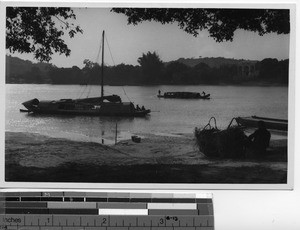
xmin=219 ymin=64 xmax=238 ymax=82
xmin=49 ymin=66 xmax=84 ymax=84
xmin=192 ymin=62 xmax=212 ymax=83
xmin=83 ymin=59 xmax=97 ymax=69
xmin=278 ymin=59 xmax=289 ymax=84
xmin=106 ymin=63 xmax=141 ymax=85
xmin=6 ymin=7 xmax=83 ymax=62
xmin=29 ymin=66 xmax=42 ymax=83
xmin=112 ymin=8 xmax=289 ymax=42
xmin=137 ymin=51 xmax=164 ymax=83
xmin=258 ymin=58 xmax=279 ymax=79
xmin=164 ymin=61 xmax=189 ymax=83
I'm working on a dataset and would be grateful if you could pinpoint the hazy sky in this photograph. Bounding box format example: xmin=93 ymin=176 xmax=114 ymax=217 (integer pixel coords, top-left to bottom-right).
xmin=8 ymin=8 xmax=290 ymax=68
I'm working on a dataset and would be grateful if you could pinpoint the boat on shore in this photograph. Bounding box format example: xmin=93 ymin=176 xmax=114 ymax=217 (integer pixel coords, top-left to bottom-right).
xmin=236 ymin=115 xmax=288 ymax=131
xmin=21 ymin=31 xmax=151 ymax=117
xmin=157 ymin=91 xmax=210 ymax=99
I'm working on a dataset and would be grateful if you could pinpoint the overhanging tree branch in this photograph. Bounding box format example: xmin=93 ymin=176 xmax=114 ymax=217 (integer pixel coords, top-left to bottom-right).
xmin=6 ymin=7 xmax=83 ymax=62
xmin=111 ymin=8 xmax=290 ymax=42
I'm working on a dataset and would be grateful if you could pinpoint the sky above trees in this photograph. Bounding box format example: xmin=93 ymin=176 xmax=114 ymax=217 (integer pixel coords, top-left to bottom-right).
xmin=7 ymin=7 xmax=290 ymax=68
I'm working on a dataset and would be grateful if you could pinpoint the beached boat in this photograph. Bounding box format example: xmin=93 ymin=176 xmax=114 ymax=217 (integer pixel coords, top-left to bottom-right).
xmin=157 ymin=91 xmax=210 ymax=99
xmin=236 ymin=116 xmax=288 ymax=131
xmin=21 ymin=31 xmax=150 ymax=117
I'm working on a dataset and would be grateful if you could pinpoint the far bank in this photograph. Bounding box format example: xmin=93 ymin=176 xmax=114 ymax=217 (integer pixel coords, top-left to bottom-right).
xmin=6 ymin=55 xmax=288 ymax=86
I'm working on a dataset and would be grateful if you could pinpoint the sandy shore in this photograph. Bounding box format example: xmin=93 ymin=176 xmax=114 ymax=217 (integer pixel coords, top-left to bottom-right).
xmin=5 ymin=131 xmax=288 ymax=183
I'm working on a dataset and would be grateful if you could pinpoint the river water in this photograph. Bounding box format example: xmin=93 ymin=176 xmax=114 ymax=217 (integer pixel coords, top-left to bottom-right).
xmin=6 ymin=84 xmax=288 ymax=144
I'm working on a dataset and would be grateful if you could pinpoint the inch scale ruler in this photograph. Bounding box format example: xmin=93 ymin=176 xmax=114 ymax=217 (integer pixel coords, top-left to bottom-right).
xmin=0 ymin=192 xmax=214 ymax=230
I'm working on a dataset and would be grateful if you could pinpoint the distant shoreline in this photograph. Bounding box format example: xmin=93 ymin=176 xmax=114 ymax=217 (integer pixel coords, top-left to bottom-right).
xmin=5 ymin=81 xmax=288 ymax=87
xmin=6 ymin=55 xmax=289 ymax=86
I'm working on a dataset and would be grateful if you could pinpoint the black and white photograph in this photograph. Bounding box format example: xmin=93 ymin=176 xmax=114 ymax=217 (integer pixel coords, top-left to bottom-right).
xmin=2 ymin=3 xmax=293 ymax=187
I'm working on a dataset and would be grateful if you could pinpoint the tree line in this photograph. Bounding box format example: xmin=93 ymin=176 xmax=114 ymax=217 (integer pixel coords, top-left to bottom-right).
xmin=6 ymin=52 xmax=289 ymax=85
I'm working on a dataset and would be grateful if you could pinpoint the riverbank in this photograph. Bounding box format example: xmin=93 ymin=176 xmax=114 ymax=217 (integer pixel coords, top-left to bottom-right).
xmin=6 ymin=80 xmax=288 ymax=87
xmin=5 ymin=131 xmax=287 ymax=183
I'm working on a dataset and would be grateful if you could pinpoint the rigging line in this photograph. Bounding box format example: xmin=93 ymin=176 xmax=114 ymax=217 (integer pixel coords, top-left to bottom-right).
xmin=105 ymin=35 xmax=116 ymax=66
xmin=84 ymin=34 xmax=103 ymax=99
xmin=79 ymin=84 xmax=88 ymax=99
xmin=77 ymin=82 xmax=86 ymax=98
xmin=86 ymin=82 xmax=94 ymax=98
xmin=96 ymin=43 xmax=102 ymax=66
xmin=79 ymin=74 xmax=92 ymax=99
xmin=96 ymin=30 xmax=103 ymax=65
xmin=77 ymin=77 xmax=89 ymax=98
xmin=122 ymin=87 xmax=132 ymax=102
xmin=78 ymin=73 xmax=94 ymax=99
xmin=77 ymin=85 xmax=85 ymax=98
xmin=105 ymin=34 xmax=132 ymax=102
xmin=104 ymin=89 xmax=116 ymax=95
xmin=86 ymin=42 xmax=102 ymax=98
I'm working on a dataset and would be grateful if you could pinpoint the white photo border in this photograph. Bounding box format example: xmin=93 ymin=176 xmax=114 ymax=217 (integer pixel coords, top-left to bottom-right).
xmin=0 ymin=0 xmax=296 ymax=190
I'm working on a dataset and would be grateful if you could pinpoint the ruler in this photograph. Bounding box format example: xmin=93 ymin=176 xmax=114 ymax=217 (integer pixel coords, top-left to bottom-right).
xmin=0 ymin=192 xmax=214 ymax=230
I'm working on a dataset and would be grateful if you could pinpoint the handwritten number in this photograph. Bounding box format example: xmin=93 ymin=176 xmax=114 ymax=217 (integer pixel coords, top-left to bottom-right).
xmin=160 ymin=218 xmax=164 ymax=224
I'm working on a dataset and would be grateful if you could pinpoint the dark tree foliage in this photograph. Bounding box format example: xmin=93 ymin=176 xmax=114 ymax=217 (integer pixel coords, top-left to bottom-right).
xmin=137 ymin=51 xmax=164 ymax=83
xmin=258 ymin=58 xmax=289 ymax=83
xmin=164 ymin=61 xmax=190 ymax=83
xmin=258 ymin=58 xmax=279 ymax=79
xmin=6 ymin=7 xmax=83 ymax=62
xmin=83 ymin=59 xmax=97 ymax=69
xmin=49 ymin=66 xmax=84 ymax=84
xmin=278 ymin=59 xmax=289 ymax=84
xmin=112 ymin=8 xmax=290 ymax=42
xmin=106 ymin=64 xmax=142 ymax=85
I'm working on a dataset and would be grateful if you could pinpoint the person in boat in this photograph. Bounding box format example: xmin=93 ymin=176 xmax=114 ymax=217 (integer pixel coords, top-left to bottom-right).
xmin=136 ymin=104 xmax=141 ymax=111
xmin=247 ymin=120 xmax=271 ymax=156
xmin=141 ymin=105 xmax=145 ymax=111
xmin=202 ymin=91 xmax=206 ymax=96
xmin=158 ymin=90 xmax=161 ymax=96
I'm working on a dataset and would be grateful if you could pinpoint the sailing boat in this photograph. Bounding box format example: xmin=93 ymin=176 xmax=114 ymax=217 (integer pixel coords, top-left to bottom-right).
xmin=21 ymin=31 xmax=151 ymax=117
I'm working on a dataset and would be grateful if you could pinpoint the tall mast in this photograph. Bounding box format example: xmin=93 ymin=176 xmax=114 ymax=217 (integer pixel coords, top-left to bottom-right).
xmin=101 ymin=30 xmax=105 ymax=99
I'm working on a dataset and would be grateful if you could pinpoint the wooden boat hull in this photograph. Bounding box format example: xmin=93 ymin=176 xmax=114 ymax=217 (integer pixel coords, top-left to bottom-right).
xmin=158 ymin=92 xmax=210 ymax=99
xmin=24 ymin=109 xmax=150 ymax=117
xmin=22 ymin=98 xmax=150 ymax=117
xmin=236 ymin=116 xmax=288 ymax=131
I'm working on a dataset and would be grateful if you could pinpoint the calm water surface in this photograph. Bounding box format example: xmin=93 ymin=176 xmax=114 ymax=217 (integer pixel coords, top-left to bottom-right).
xmin=6 ymin=84 xmax=288 ymax=143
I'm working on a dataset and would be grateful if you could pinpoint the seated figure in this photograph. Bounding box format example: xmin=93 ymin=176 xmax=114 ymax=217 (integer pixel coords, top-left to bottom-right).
xmin=248 ymin=120 xmax=271 ymax=156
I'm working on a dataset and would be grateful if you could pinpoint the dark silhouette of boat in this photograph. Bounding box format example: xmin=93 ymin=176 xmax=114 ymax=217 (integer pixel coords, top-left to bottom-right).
xmin=157 ymin=91 xmax=210 ymax=99
xmin=21 ymin=31 xmax=151 ymax=117
xmin=236 ymin=115 xmax=288 ymax=131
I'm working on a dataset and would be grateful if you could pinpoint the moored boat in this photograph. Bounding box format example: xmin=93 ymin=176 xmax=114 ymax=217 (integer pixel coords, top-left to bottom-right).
xmin=236 ymin=115 xmax=288 ymax=131
xmin=21 ymin=31 xmax=150 ymax=117
xmin=157 ymin=91 xmax=210 ymax=99
xmin=22 ymin=97 xmax=150 ymax=117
